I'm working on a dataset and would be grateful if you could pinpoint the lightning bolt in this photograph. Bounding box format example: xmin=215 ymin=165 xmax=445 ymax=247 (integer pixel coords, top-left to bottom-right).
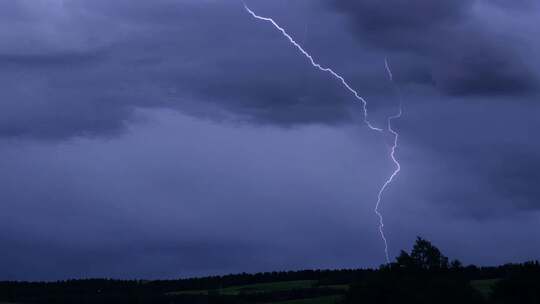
xmin=243 ymin=3 xmax=382 ymax=132
xmin=243 ymin=3 xmax=403 ymax=264
xmin=374 ymin=57 xmax=403 ymax=263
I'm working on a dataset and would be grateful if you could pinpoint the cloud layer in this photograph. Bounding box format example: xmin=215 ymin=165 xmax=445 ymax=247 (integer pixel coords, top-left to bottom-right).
xmin=0 ymin=0 xmax=539 ymax=280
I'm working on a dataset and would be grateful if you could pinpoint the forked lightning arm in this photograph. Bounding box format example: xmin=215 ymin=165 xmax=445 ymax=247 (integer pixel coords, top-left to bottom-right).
xmin=243 ymin=3 xmax=382 ymax=132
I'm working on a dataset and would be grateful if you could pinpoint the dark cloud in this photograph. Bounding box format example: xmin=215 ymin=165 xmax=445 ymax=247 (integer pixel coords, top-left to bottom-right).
xmin=0 ymin=0 xmax=539 ymax=281
xmin=1 ymin=0 xmax=539 ymax=141
xmin=331 ymin=0 xmax=471 ymax=32
xmin=328 ymin=0 xmax=539 ymax=96
xmin=0 ymin=0 xmax=374 ymax=140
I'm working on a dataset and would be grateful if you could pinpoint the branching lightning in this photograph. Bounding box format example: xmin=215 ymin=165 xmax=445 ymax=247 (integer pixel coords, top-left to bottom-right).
xmin=243 ymin=4 xmax=403 ymax=264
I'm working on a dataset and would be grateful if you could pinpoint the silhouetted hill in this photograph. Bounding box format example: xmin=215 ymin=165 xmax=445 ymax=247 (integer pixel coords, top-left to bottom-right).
xmin=1 ymin=238 xmax=538 ymax=304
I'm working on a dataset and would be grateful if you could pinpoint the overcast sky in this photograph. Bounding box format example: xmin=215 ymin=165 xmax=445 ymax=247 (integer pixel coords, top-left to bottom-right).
xmin=1 ymin=0 xmax=539 ymax=281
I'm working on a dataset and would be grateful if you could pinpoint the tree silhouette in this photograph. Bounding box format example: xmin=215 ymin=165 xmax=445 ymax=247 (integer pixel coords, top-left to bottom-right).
xmin=396 ymin=237 xmax=450 ymax=270
xmin=343 ymin=237 xmax=483 ymax=304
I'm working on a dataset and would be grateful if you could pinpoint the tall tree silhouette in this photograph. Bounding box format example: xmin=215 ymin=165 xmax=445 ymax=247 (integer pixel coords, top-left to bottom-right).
xmin=410 ymin=237 xmax=449 ymax=269
xmin=344 ymin=237 xmax=483 ymax=304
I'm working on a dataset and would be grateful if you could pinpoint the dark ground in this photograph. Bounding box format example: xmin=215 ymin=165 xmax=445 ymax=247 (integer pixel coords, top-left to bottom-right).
xmin=1 ymin=238 xmax=538 ymax=304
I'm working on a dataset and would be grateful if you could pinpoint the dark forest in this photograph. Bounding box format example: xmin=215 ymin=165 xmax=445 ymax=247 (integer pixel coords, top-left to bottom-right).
xmin=2 ymin=238 xmax=538 ymax=304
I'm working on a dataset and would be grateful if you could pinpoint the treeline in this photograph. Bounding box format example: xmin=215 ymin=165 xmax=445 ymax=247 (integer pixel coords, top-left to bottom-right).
xmin=343 ymin=237 xmax=540 ymax=304
xmin=0 ymin=269 xmax=363 ymax=296
xmin=0 ymin=238 xmax=538 ymax=303
xmin=0 ymin=269 xmax=365 ymax=304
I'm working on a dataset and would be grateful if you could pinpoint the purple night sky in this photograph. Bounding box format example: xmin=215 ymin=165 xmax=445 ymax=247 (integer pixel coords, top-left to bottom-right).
xmin=0 ymin=0 xmax=539 ymax=281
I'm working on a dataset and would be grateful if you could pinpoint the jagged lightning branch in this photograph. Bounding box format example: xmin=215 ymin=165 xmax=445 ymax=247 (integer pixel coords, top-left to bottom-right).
xmin=374 ymin=57 xmax=403 ymax=263
xmin=243 ymin=3 xmax=382 ymax=132
xmin=243 ymin=4 xmax=404 ymax=263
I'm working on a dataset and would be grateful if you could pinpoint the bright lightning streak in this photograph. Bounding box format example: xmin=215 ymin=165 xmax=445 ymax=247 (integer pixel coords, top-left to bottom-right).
xmin=243 ymin=3 xmax=382 ymax=132
xmin=243 ymin=3 xmax=404 ymax=264
xmin=374 ymin=57 xmax=403 ymax=263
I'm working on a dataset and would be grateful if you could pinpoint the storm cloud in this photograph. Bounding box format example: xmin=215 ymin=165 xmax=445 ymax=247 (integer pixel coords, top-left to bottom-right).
xmin=0 ymin=0 xmax=539 ymax=280
xmin=2 ymin=0 xmax=537 ymax=139
xmin=329 ymin=0 xmax=540 ymax=96
xmin=0 ymin=0 xmax=368 ymax=140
